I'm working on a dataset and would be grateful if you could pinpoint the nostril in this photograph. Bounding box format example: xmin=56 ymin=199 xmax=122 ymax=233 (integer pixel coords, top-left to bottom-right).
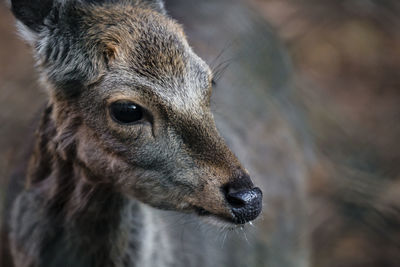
xmin=226 ymin=192 xmax=247 ymax=208
xmin=226 ymin=188 xmax=262 ymax=208
xmin=224 ymin=187 xmax=263 ymax=224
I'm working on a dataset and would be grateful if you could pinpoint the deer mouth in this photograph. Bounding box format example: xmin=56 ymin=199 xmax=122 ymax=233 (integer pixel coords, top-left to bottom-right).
xmin=193 ymin=206 xmax=237 ymax=226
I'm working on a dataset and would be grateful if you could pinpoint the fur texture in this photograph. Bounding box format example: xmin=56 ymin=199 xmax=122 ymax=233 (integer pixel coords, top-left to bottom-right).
xmin=7 ymin=1 xmax=263 ymax=266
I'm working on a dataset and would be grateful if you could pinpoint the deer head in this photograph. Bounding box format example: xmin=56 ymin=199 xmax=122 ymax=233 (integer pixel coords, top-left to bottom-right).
xmin=11 ymin=0 xmax=262 ymax=225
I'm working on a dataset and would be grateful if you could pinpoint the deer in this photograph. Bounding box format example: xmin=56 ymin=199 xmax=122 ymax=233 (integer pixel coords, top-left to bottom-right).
xmin=6 ymin=0 xmax=263 ymax=266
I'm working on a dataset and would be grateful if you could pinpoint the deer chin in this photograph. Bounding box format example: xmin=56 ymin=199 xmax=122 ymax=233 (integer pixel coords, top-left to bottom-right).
xmin=192 ymin=206 xmax=240 ymax=228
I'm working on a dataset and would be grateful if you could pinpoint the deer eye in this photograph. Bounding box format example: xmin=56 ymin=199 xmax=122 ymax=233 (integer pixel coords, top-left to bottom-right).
xmin=109 ymin=101 xmax=144 ymax=124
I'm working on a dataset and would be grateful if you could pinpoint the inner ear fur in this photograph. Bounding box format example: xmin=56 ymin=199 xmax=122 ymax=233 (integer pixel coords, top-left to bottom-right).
xmin=11 ymin=0 xmax=54 ymax=32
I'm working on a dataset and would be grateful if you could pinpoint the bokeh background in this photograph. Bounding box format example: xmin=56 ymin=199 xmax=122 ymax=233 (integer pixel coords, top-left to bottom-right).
xmin=1 ymin=0 xmax=400 ymax=266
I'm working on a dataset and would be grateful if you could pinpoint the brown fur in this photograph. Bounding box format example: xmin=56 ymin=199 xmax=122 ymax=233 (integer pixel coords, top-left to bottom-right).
xmin=7 ymin=1 xmax=262 ymax=266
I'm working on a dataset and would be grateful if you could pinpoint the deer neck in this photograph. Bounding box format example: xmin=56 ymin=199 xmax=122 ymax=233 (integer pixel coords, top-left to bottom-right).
xmin=26 ymin=104 xmax=144 ymax=267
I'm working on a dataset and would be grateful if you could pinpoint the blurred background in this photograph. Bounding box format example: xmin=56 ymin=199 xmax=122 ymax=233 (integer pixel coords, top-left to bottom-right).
xmin=1 ymin=0 xmax=400 ymax=266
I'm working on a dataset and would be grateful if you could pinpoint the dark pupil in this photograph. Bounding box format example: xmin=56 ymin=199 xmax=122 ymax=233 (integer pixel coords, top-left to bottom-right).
xmin=110 ymin=101 xmax=143 ymax=124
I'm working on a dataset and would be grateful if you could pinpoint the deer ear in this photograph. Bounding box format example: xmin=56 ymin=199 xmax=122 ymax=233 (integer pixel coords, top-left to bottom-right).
xmin=11 ymin=0 xmax=54 ymax=32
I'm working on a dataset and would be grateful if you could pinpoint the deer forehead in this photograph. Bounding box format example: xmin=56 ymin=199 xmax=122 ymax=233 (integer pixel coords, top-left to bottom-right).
xmin=121 ymin=40 xmax=211 ymax=112
xmin=103 ymin=45 xmax=211 ymax=114
xmin=90 ymin=7 xmax=212 ymax=112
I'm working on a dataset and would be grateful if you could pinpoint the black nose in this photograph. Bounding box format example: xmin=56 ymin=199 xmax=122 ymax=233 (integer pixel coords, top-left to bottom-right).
xmin=225 ymin=187 xmax=263 ymax=224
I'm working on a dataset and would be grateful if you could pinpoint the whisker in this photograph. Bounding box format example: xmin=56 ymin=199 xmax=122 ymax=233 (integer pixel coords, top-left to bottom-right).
xmin=241 ymin=226 xmax=250 ymax=245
